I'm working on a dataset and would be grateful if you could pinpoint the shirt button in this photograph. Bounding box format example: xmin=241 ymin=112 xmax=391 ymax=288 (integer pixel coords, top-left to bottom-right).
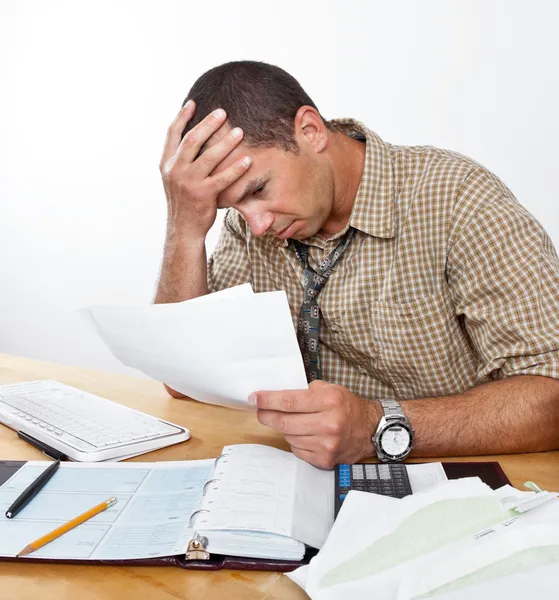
xmin=357 ymin=366 xmax=368 ymax=375
xmin=329 ymin=324 xmax=340 ymax=334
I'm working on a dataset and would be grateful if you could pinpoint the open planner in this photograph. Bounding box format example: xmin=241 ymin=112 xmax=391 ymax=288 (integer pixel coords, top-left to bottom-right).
xmin=0 ymin=445 xmax=511 ymax=571
xmin=0 ymin=444 xmax=334 ymax=569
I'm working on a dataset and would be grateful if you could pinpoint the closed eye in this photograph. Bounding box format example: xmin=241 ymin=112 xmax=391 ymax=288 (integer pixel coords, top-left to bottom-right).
xmin=238 ymin=184 xmax=265 ymax=206
xmin=238 ymin=175 xmax=271 ymax=205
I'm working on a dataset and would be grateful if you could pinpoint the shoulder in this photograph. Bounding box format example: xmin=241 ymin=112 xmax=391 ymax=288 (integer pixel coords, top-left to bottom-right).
xmin=391 ymin=142 xmax=515 ymax=200
xmin=394 ymin=144 xmax=520 ymax=224
xmin=386 ymin=141 xmax=534 ymax=254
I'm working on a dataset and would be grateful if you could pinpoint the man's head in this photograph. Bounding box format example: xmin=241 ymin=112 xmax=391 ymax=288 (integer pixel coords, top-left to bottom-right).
xmin=181 ymin=61 xmax=334 ymax=154
xmin=180 ymin=61 xmax=361 ymax=240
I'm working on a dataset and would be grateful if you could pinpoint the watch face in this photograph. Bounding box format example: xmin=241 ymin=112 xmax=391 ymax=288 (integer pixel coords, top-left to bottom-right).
xmin=380 ymin=425 xmax=412 ymax=459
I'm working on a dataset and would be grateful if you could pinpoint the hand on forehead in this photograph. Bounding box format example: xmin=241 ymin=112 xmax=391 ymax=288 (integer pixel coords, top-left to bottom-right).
xmin=204 ymin=120 xmax=250 ymax=178
xmin=204 ymin=120 xmax=234 ymax=150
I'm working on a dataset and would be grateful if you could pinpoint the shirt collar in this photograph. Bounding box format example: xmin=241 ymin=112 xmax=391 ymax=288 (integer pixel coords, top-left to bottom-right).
xmin=263 ymin=118 xmax=395 ymax=248
xmin=334 ymin=118 xmax=395 ymax=239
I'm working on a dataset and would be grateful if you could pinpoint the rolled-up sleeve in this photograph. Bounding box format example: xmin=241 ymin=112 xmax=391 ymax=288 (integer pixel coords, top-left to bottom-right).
xmin=207 ymin=209 xmax=253 ymax=293
xmin=449 ymin=195 xmax=559 ymax=382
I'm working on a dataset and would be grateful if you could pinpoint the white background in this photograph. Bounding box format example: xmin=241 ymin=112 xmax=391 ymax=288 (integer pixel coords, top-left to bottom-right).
xmin=0 ymin=0 xmax=558 ymax=377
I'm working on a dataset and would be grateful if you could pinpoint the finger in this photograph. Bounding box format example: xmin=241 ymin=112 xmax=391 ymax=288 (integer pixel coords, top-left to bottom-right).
xmin=191 ymin=125 xmax=246 ymax=178
xmin=208 ymin=155 xmax=252 ymax=194
xmin=287 ymin=437 xmax=338 ymax=470
xmin=249 ymin=389 xmax=320 ymax=413
xmin=257 ymin=409 xmax=326 ymax=435
xmin=288 ymin=445 xmax=320 ymax=467
xmin=161 ymin=100 xmax=196 ymax=166
xmin=285 ymin=434 xmax=316 ymax=451
xmin=176 ymin=107 xmax=228 ymax=165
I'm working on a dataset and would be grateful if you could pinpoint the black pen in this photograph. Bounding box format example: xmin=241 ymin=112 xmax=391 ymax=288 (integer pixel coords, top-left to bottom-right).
xmin=5 ymin=460 xmax=61 ymax=519
xmin=17 ymin=431 xmax=68 ymax=461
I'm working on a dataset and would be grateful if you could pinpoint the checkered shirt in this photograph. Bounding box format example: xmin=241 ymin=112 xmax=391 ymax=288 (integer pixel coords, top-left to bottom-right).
xmin=207 ymin=119 xmax=559 ymax=400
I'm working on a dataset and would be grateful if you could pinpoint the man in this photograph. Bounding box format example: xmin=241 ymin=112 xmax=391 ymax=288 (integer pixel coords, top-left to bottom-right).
xmin=156 ymin=61 xmax=559 ymax=469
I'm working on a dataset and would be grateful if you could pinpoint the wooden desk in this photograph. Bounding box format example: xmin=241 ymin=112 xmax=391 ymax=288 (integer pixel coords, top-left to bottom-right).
xmin=1 ymin=354 xmax=558 ymax=600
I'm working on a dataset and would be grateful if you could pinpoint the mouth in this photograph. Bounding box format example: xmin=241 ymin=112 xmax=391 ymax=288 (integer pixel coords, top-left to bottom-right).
xmin=275 ymin=221 xmax=297 ymax=240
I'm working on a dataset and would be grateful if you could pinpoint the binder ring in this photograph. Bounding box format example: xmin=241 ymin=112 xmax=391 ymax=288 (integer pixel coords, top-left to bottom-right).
xmin=202 ymin=479 xmax=220 ymax=496
xmin=214 ymin=453 xmax=230 ymax=468
xmin=188 ymin=509 xmax=210 ymax=528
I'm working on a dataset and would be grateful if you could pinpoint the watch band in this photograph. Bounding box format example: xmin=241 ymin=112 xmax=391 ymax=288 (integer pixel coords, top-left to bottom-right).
xmin=378 ymin=398 xmax=405 ymax=418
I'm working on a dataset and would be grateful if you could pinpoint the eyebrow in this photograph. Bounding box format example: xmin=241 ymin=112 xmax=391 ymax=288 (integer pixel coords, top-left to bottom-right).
xmin=238 ymin=173 xmax=270 ymax=203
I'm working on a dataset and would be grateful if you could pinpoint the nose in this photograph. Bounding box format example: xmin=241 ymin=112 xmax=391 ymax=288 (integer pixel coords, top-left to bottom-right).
xmin=245 ymin=211 xmax=274 ymax=237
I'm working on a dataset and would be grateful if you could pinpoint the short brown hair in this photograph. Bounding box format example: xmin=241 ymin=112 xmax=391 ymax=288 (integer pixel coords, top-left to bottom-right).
xmin=181 ymin=61 xmax=332 ymax=154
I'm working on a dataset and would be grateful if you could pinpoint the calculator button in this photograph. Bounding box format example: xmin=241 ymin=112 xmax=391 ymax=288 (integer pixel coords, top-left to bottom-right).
xmin=365 ymin=465 xmax=378 ymax=477
xmin=352 ymin=465 xmax=364 ymax=479
xmin=378 ymin=466 xmax=391 ymax=480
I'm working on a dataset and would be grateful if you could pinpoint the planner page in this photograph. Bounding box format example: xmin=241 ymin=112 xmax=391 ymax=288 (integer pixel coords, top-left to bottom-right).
xmin=196 ymin=444 xmax=333 ymax=549
xmin=292 ymin=454 xmax=335 ymax=549
xmin=0 ymin=459 xmax=214 ymax=560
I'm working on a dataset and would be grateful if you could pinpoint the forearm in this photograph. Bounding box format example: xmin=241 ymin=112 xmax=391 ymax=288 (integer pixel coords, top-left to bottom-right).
xmin=155 ymin=232 xmax=208 ymax=398
xmin=402 ymin=375 xmax=559 ymax=457
xmin=154 ymin=232 xmax=208 ymax=304
xmin=252 ymin=375 xmax=558 ymax=470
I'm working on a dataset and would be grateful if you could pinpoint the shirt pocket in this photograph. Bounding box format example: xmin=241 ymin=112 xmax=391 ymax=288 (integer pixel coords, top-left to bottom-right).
xmin=371 ymin=283 xmax=478 ymax=399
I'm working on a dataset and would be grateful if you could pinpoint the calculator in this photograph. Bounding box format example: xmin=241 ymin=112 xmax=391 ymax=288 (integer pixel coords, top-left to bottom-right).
xmin=335 ymin=462 xmax=413 ymax=516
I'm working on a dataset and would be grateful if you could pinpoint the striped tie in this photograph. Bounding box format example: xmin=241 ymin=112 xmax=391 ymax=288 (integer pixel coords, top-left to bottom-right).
xmin=290 ymin=228 xmax=355 ymax=382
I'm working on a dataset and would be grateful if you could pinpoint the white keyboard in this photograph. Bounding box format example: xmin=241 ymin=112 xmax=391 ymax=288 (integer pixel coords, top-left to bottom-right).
xmin=0 ymin=380 xmax=190 ymax=461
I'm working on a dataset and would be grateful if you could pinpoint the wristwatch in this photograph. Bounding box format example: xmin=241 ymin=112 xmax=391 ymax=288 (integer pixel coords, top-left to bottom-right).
xmin=372 ymin=399 xmax=414 ymax=462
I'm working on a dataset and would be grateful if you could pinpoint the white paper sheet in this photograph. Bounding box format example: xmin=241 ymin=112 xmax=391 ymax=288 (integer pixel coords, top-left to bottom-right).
xmin=289 ymin=479 xmax=559 ymax=600
xmin=397 ymin=521 xmax=559 ymax=599
xmin=406 ymin=462 xmax=447 ymax=493
xmin=394 ymin=496 xmax=559 ymax=598
xmin=416 ymin=562 xmax=559 ymax=600
xmin=301 ymin=478 xmax=507 ymax=599
xmin=82 ymin=286 xmax=308 ymax=409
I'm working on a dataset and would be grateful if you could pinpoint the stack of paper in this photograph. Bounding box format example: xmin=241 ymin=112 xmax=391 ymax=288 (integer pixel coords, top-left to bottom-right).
xmin=288 ymin=478 xmax=559 ymax=599
xmin=82 ymin=285 xmax=308 ymax=409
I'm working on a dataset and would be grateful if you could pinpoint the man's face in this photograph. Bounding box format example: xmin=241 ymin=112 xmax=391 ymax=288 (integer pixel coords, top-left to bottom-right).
xmin=211 ymin=128 xmax=334 ymax=240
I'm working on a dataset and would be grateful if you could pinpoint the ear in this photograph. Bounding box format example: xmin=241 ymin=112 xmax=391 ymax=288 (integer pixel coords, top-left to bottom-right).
xmin=294 ymin=106 xmax=329 ymax=153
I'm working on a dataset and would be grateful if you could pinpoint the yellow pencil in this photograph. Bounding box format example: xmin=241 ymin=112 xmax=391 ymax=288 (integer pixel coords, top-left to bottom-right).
xmin=17 ymin=497 xmax=117 ymax=557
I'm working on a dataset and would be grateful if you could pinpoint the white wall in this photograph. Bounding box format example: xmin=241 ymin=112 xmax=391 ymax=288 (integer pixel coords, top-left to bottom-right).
xmin=1 ymin=0 xmax=558 ymax=377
